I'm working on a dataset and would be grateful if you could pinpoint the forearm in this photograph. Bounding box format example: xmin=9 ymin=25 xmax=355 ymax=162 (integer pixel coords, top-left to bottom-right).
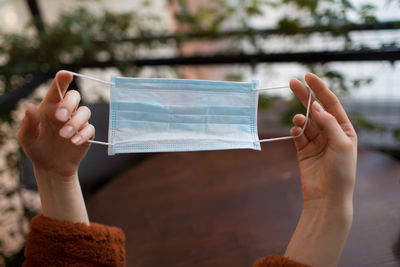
xmin=34 ymin=168 xmax=89 ymax=225
xmin=284 ymin=200 xmax=353 ymax=267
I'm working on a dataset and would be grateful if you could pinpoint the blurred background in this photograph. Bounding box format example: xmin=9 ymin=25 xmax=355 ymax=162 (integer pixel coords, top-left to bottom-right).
xmin=0 ymin=0 xmax=399 ymax=266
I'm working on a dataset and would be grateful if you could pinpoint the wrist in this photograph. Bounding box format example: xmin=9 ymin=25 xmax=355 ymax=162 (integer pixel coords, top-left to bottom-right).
xmin=302 ymin=196 xmax=353 ymax=227
xmin=33 ymin=167 xmax=89 ymax=225
xmin=34 ymin=167 xmax=77 ymax=184
xmin=33 ymin=165 xmax=78 ymax=182
xmin=284 ymin=198 xmax=353 ymax=267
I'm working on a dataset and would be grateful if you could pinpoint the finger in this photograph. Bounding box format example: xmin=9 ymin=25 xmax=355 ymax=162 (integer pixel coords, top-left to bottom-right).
xmin=305 ymin=73 xmax=351 ymax=125
xmin=290 ymin=79 xmax=317 ymax=110
xmin=291 ymin=125 xmax=309 ymax=151
xmin=71 ymin=123 xmax=95 ymax=145
xmin=59 ymin=106 xmax=91 ymax=139
xmin=55 ymin=90 xmax=81 ymax=122
xmin=293 ymin=114 xmax=319 ymax=142
xmin=311 ymin=101 xmax=350 ymax=147
xmin=17 ymin=104 xmax=40 ymax=146
xmin=43 ymin=71 xmax=73 ymax=104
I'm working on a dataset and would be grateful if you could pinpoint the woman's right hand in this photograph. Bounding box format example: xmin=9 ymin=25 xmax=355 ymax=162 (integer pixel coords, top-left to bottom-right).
xmin=289 ymin=73 xmax=357 ymax=212
xmin=284 ymin=73 xmax=357 ymax=267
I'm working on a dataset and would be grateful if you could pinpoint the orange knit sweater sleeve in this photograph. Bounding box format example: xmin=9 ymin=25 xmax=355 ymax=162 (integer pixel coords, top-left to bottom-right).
xmin=253 ymin=255 xmax=309 ymax=267
xmin=23 ymin=214 xmax=126 ymax=267
xmin=23 ymin=214 xmax=307 ymax=267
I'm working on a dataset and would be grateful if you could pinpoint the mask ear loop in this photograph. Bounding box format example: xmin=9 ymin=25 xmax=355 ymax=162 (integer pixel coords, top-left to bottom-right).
xmin=255 ymin=86 xmax=312 ymax=143
xmin=55 ymin=70 xmax=114 ymax=146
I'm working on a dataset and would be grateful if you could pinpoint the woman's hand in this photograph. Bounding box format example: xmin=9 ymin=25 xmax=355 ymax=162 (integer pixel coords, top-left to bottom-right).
xmin=18 ymin=71 xmax=94 ymax=178
xmin=290 ymin=73 xmax=357 ymax=210
xmin=17 ymin=71 xmax=93 ymax=224
xmin=284 ymin=73 xmax=357 ymax=267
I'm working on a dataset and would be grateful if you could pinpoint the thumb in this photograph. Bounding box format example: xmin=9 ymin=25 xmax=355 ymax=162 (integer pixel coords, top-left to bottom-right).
xmin=18 ymin=104 xmax=40 ymax=147
xmin=311 ymin=101 xmax=348 ymax=146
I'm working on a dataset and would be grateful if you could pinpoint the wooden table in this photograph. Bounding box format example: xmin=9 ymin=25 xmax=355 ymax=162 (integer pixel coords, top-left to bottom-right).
xmin=86 ymin=141 xmax=400 ymax=267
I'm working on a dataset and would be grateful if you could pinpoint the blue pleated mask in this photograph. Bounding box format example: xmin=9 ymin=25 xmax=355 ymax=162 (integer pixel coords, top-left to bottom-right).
xmin=56 ymin=71 xmax=311 ymax=155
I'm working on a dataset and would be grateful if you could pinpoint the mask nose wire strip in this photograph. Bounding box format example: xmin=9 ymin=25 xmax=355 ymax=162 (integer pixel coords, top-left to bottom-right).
xmin=258 ymin=87 xmax=312 ymax=143
xmin=55 ymin=70 xmax=113 ymax=146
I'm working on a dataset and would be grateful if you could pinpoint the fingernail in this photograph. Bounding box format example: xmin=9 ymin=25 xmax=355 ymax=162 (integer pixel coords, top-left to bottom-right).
xmin=313 ymin=101 xmax=324 ymax=112
xmin=71 ymin=135 xmax=82 ymax=144
xmin=60 ymin=125 xmax=74 ymax=138
xmin=56 ymin=108 xmax=69 ymax=121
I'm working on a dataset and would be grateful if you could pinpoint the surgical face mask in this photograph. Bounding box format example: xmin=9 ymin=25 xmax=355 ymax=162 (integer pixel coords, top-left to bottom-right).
xmin=56 ymin=71 xmax=311 ymax=155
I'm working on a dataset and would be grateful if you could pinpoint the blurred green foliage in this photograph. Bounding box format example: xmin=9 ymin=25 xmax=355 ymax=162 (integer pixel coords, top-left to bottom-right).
xmin=172 ymin=0 xmax=379 ymax=33
xmin=0 ymin=0 xmax=386 ymax=127
xmin=0 ymin=7 xmax=161 ymax=95
xmin=0 ymin=0 xmax=382 ymax=105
